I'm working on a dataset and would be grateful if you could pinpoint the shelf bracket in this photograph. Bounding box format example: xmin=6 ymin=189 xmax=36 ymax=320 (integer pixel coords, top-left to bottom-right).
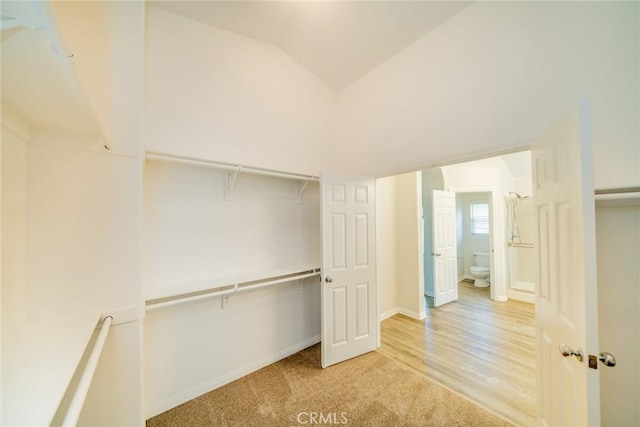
xmin=228 ymin=166 xmax=241 ymax=191
xmin=221 ymin=284 xmax=238 ymax=309
xmin=296 ymin=181 xmax=309 ymax=203
xmin=225 ymin=166 xmax=242 ymax=200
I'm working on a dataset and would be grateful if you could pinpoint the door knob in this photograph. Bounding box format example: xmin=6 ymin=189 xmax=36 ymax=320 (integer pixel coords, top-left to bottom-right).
xmin=559 ymin=344 xmax=583 ymax=362
xmin=325 ymin=276 xmax=333 ymax=283
xmin=431 ymin=253 xmax=442 ymax=257
xmin=599 ymin=352 xmax=616 ymax=367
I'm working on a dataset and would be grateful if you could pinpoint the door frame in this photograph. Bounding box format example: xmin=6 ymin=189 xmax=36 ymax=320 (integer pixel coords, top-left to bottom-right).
xmin=434 ymin=187 xmax=500 ymax=301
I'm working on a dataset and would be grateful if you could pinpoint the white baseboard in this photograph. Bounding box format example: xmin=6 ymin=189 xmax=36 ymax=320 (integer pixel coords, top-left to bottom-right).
xmin=508 ymin=289 xmax=536 ymax=304
xmin=398 ymin=307 xmax=426 ymax=320
xmin=380 ymin=307 xmax=425 ymax=321
xmin=511 ymin=280 xmax=535 ymax=293
xmin=146 ymin=334 xmax=321 ymax=419
xmin=380 ymin=307 xmax=400 ymax=321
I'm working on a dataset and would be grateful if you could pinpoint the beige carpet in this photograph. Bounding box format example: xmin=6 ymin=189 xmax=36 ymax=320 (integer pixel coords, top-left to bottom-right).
xmin=147 ymin=344 xmax=512 ymax=426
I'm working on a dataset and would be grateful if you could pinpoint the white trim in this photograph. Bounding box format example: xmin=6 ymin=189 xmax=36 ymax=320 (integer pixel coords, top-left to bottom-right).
xmin=507 ymin=289 xmax=535 ymax=304
xmin=380 ymin=307 xmax=426 ymax=321
xmin=398 ymin=307 xmax=426 ymax=320
xmin=380 ymin=307 xmax=399 ymax=321
xmin=446 ymin=187 xmax=508 ymax=302
xmin=145 ymin=335 xmax=321 ymax=419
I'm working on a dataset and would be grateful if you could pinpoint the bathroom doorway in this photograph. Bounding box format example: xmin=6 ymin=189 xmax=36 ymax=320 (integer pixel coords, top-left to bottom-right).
xmin=421 ymin=151 xmax=535 ymax=307
xmin=423 ymin=188 xmax=494 ymax=308
xmin=455 ymin=191 xmax=492 ymax=291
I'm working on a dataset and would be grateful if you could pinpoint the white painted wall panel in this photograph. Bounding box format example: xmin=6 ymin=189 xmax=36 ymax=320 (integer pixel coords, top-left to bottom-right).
xmin=596 ymin=204 xmax=640 ymax=426
xmin=145 ymin=7 xmax=336 ymax=176
xmin=335 ymin=2 xmax=639 ymax=188
xmin=395 ymin=172 xmax=424 ymax=318
xmin=143 ymin=161 xmax=320 ymax=298
xmin=142 ymin=160 xmax=321 ymax=417
xmin=375 ymin=176 xmax=398 ymax=318
xmin=1 ymin=129 xmax=143 ymax=425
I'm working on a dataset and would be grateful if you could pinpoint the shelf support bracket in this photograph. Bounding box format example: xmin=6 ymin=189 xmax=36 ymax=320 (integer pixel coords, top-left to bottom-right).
xmin=228 ymin=166 xmax=241 ymax=191
xmin=225 ymin=166 xmax=242 ymax=200
xmin=296 ymin=181 xmax=309 ymax=203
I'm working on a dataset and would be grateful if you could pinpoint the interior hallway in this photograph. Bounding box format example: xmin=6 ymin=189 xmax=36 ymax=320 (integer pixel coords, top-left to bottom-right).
xmin=379 ymin=282 xmax=536 ymax=426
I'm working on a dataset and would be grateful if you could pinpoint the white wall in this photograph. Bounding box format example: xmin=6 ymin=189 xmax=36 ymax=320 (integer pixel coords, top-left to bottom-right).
xmin=0 ymin=127 xmax=144 ymax=425
xmin=596 ymin=202 xmax=640 ymax=425
xmin=142 ymin=160 xmax=321 ymax=417
xmin=144 ymin=7 xmax=337 ymax=177
xmin=51 ymin=0 xmax=145 ymax=157
xmin=376 ymin=176 xmax=398 ymax=318
xmin=333 ymin=2 xmax=639 ymax=188
xmin=1 ymin=121 xmax=28 ymax=349
xmin=30 ymin=134 xmax=143 ymax=427
xmin=395 ymin=172 xmax=424 ymax=319
xmin=376 ymin=172 xmax=425 ymax=320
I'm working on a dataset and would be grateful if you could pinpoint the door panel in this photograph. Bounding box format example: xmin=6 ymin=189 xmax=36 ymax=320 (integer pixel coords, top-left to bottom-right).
xmin=432 ymin=190 xmax=458 ymax=307
xmin=321 ymin=175 xmax=377 ymax=368
xmin=533 ymin=99 xmax=599 ymax=426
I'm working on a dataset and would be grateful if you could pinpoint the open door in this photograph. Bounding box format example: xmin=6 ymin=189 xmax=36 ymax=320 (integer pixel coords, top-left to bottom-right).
xmin=321 ymin=174 xmax=377 ymax=368
xmin=533 ymin=99 xmax=600 ymax=425
xmin=432 ymin=190 xmax=458 ymax=307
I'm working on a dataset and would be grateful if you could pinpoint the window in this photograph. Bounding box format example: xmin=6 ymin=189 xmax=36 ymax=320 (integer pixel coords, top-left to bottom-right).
xmin=470 ymin=202 xmax=489 ymax=235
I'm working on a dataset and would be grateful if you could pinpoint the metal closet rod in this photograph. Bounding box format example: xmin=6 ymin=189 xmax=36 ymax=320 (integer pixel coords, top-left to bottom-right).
xmin=594 ymin=186 xmax=640 ymax=195
xmin=61 ymin=316 xmax=113 ymax=427
xmin=146 ymin=152 xmax=320 ymax=182
xmin=146 ymin=268 xmax=321 ymax=311
xmin=594 ymin=186 xmax=640 ymax=201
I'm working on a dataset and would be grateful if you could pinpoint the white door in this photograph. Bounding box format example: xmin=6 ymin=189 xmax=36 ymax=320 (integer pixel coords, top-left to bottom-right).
xmin=432 ymin=190 xmax=458 ymax=307
xmin=533 ymin=99 xmax=600 ymax=426
xmin=321 ymin=175 xmax=377 ymax=368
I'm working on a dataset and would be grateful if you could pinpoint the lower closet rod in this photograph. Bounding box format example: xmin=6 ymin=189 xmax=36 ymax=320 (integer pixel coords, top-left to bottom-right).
xmin=61 ymin=315 xmax=113 ymax=427
xmin=145 ymin=270 xmax=321 ymax=311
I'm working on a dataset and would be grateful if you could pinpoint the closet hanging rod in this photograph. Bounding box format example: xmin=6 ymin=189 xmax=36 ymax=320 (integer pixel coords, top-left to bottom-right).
xmin=146 ymin=268 xmax=321 ymax=311
xmin=61 ymin=316 xmax=113 ymax=427
xmin=594 ymin=186 xmax=640 ymax=195
xmin=146 ymin=152 xmax=320 ymax=182
xmin=594 ymin=186 xmax=640 ymax=202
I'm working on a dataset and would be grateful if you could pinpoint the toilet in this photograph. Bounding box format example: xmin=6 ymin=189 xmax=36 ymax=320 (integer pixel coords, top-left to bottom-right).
xmin=470 ymin=252 xmax=490 ymax=287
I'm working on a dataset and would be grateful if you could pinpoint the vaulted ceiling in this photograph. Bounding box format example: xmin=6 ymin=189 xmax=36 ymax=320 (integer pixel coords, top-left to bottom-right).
xmin=149 ymin=1 xmax=473 ymax=89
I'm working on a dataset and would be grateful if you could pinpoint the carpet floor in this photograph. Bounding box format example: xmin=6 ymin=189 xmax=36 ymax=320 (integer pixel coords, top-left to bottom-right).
xmin=147 ymin=344 xmax=513 ymax=426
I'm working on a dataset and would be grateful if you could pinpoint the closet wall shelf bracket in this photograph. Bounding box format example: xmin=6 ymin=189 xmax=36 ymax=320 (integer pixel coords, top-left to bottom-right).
xmin=297 ymin=181 xmax=309 ymax=202
xmin=228 ymin=166 xmax=242 ymax=191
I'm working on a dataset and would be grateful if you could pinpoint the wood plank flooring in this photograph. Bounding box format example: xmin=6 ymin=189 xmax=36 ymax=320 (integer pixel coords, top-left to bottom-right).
xmin=379 ymin=282 xmax=536 ymax=426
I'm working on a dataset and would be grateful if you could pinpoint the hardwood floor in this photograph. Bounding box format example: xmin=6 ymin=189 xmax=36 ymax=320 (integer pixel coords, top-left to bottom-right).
xmin=379 ymin=281 xmax=536 ymax=426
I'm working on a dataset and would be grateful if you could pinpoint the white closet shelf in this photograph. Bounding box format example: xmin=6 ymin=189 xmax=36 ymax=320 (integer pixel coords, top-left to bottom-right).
xmin=2 ymin=310 xmax=101 ymax=426
xmin=146 ymin=151 xmax=319 ymax=182
xmin=145 ymin=265 xmax=322 ymax=307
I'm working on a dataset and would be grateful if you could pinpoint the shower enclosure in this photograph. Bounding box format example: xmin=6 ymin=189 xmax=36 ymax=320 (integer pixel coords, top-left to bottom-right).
xmin=506 ymin=193 xmax=536 ymax=302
